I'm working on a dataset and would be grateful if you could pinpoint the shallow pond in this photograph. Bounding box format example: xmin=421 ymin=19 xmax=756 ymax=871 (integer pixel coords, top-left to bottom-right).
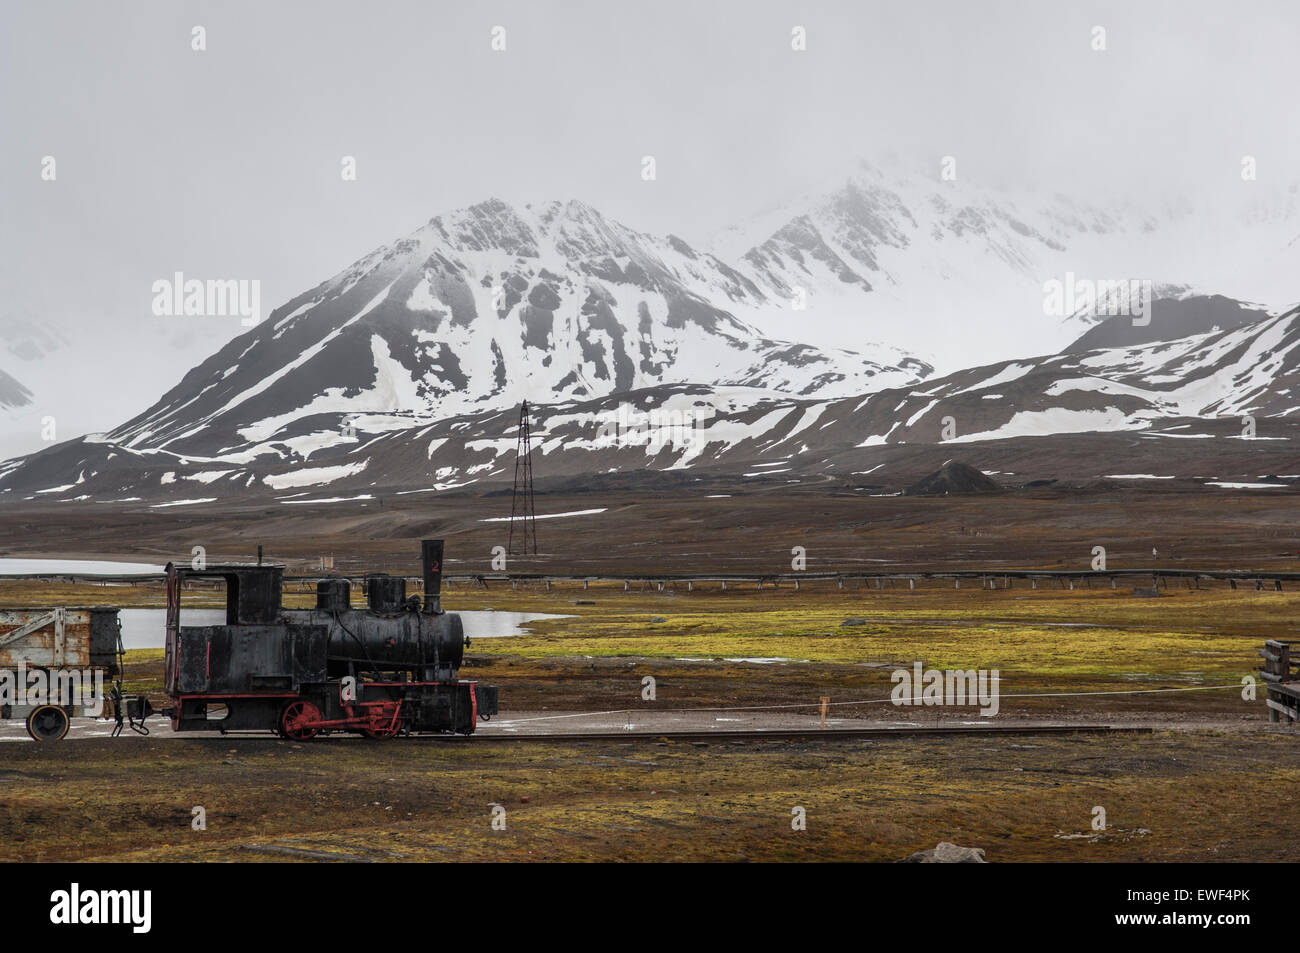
xmin=116 ymin=608 xmax=569 ymax=649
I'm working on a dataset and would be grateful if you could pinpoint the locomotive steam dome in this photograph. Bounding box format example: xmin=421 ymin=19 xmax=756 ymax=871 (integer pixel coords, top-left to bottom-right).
xmin=364 ymin=574 xmax=407 ymax=613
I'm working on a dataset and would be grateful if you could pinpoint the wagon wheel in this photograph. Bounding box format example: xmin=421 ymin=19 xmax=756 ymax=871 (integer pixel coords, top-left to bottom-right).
xmin=26 ymin=705 xmax=70 ymax=742
xmin=279 ymin=700 xmax=322 ymax=741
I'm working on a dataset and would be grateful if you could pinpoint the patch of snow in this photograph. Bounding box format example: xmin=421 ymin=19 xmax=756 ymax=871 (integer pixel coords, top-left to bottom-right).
xmin=0 ymin=558 xmax=163 ymax=574
xmin=479 ymin=508 xmax=607 ymax=522
xmin=184 ymin=470 xmax=234 ymax=484
xmin=263 ymin=460 xmax=369 ymax=489
xmin=280 ymin=494 xmax=376 ymax=504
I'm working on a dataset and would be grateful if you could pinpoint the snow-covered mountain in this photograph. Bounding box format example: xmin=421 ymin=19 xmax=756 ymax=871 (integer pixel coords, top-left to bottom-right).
xmin=1062 ymin=294 xmax=1272 ymax=354
xmin=714 ymin=160 xmax=1300 ymax=369
xmin=4 ymin=159 xmax=1298 ymax=465
xmin=0 ymin=366 xmax=35 ymax=465
xmin=0 ymin=314 xmax=69 ymax=365
xmin=3 ymin=163 xmax=1297 ymax=500
xmin=0 ymin=367 xmax=32 ymax=411
xmin=0 ymin=309 xmax=237 ymax=461
xmin=848 ymin=305 xmax=1300 ymax=445
xmin=0 ymin=314 xmax=59 ymax=459
xmin=98 ymin=198 xmax=929 ymax=463
xmin=4 ymin=306 xmax=1297 ymax=501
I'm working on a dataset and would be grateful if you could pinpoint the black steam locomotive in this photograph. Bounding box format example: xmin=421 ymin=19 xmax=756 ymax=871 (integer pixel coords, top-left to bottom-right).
xmin=164 ymin=540 xmax=497 ymax=738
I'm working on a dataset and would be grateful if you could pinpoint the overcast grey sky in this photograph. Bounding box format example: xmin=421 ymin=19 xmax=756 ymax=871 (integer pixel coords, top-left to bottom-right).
xmin=1 ymin=0 xmax=1297 ymax=464
xmin=4 ymin=0 xmax=1298 ymax=324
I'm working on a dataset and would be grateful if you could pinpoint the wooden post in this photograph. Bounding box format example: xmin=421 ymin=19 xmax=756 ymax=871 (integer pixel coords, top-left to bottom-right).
xmin=819 ymin=697 xmax=830 ymax=730
xmin=1262 ymin=640 xmax=1291 ymax=722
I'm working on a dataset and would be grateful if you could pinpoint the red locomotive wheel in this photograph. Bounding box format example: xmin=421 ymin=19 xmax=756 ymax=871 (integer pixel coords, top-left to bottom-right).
xmin=362 ymin=706 xmax=402 ymax=739
xmin=279 ymin=700 xmax=322 ymax=740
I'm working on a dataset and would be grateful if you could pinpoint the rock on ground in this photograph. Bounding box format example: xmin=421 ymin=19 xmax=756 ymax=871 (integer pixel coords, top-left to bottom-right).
xmin=900 ymin=841 xmax=988 ymax=863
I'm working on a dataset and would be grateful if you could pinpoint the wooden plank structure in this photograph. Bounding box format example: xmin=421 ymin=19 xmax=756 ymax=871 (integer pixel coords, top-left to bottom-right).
xmin=1259 ymin=639 xmax=1300 ymax=723
xmin=0 ymin=608 xmax=90 ymax=668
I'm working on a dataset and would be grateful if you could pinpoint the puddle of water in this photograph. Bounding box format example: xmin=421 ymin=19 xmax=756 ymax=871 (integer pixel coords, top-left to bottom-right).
xmin=117 ymin=608 xmax=570 ymax=649
xmin=119 ymin=608 xmax=223 ymax=650
xmin=460 ymin=611 xmax=573 ymax=638
xmin=0 ymin=558 xmax=163 ymax=575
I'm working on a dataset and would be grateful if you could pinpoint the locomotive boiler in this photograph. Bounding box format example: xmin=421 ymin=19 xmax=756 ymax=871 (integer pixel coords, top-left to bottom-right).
xmin=165 ymin=540 xmax=497 ymax=738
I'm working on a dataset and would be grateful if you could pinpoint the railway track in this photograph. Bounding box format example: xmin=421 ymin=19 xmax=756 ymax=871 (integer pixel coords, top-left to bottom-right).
xmin=423 ymin=723 xmax=1155 ymax=743
xmin=0 ymin=722 xmax=1157 ymax=744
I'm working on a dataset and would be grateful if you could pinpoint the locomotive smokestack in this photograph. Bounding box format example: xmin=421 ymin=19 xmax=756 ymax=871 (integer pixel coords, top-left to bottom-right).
xmin=421 ymin=539 xmax=444 ymax=614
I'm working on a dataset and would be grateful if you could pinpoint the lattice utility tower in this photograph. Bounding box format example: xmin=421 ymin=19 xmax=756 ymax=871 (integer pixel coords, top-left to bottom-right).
xmin=507 ymin=400 xmax=538 ymax=556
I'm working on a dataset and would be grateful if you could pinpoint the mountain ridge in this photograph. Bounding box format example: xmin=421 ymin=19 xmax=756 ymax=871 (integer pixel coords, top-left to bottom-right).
xmin=2 ymin=166 xmax=1297 ymax=498
xmin=3 ymin=305 xmax=1296 ymax=503
xmin=104 ymin=196 xmax=931 ymax=465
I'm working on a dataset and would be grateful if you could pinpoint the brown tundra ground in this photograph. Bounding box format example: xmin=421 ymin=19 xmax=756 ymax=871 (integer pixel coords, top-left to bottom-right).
xmin=0 ymin=484 xmax=1297 ymax=861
